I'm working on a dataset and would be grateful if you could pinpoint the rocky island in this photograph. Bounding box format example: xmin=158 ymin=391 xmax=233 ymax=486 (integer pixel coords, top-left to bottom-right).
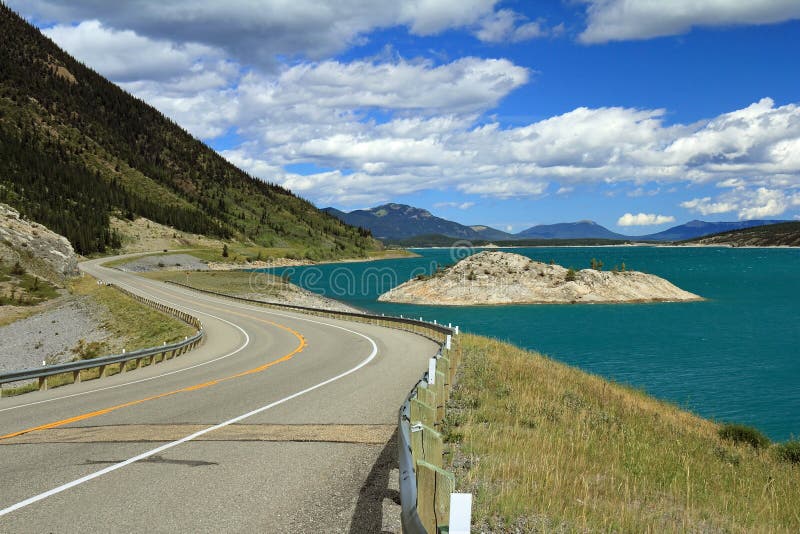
xmin=378 ymin=251 xmax=702 ymax=305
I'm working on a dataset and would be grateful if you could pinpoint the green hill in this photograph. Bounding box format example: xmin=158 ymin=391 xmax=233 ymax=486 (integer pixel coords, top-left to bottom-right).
xmin=682 ymin=221 xmax=800 ymax=247
xmin=0 ymin=5 xmax=376 ymax=259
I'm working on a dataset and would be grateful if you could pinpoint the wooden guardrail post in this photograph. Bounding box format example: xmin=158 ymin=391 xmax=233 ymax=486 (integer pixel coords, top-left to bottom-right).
xmin=416 ymin=383 xmax=437 ymax=409
xmin=410 ymin=423 xmax=443 ymax=469
xmin=434 ymin=371 xmax=446 ymax=423
xmin=416 ymin=460 xmax=455 ymax=534
xmin=410 ymin=398 xmax=435 ymax=428
xmin=437 ymin=357 xmax=450 ymax=398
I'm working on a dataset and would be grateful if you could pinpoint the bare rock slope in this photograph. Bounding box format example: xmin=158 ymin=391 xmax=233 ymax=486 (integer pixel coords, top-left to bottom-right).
xmin=0 ymin=203 xmax=78 ymax=283
xmin=379 ymin=251 xmax=701 ymax=305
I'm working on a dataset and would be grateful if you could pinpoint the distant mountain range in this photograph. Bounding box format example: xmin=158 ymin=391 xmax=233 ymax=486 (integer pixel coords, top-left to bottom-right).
xmin=322 ymin=204 xmax=512 ymax=241
xmin=515 ymin=220 xmax=628 ymax=240
xmin=324 ymin=203 xmax=789 ymax=243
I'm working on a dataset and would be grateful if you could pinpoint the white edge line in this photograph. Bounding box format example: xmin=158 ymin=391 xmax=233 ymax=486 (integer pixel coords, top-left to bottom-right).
xmin=0 ymin=318 xmax=378 ymax=517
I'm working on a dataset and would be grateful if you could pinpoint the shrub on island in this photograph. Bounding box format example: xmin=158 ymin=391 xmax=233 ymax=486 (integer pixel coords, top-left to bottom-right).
xmin=718 ymin=423 xmax=770 ymax=449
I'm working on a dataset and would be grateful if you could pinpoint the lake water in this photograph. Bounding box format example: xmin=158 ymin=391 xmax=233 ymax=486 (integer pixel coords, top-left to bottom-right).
xmin=263 ymin=246 xmax=800 ymax=441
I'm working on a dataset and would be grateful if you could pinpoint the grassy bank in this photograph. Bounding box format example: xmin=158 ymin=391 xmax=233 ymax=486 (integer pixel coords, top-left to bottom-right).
xmin=71 ymin=275 xmax=196 ymax=351
xmin=445 ymin=334 xmax=799 ymax=532
xmin=144 ymin=270 xmax=285 ymax=299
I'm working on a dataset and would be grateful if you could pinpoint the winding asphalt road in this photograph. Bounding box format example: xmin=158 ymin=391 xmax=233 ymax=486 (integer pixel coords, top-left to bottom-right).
xmin=0 ymin=256 xmax=439 ymax=532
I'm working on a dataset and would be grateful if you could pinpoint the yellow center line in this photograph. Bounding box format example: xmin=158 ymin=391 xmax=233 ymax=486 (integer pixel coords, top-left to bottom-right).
xmin=0 ymin=301 xmax=307 ymax=441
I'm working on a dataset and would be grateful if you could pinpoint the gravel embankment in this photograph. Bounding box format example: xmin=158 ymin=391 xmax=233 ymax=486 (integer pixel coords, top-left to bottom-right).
xmin=116 ymin=254 xmax=208 ymax=272
xmin=0 ymin=297 xmax=109 ymax=372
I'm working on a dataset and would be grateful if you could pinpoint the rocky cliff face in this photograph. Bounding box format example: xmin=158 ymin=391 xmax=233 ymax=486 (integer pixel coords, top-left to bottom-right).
xmin=378 ymin=251 xmax=702 ymax=305
xmin=0 ymin=203 xmax=78 ymax=284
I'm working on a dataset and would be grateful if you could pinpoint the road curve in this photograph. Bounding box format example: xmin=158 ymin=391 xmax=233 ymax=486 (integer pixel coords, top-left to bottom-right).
xmin=0 ymin=256 xmax=439 ymax=532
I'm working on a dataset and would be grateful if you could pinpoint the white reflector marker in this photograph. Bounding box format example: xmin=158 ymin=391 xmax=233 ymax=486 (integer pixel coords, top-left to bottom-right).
xmin=445 ymin=334 xmax=452 ymax=350
xmin=449 ymin=493 xmax=472 ymax=533
xmin=428 ymin=358 xmax=437 ymax=384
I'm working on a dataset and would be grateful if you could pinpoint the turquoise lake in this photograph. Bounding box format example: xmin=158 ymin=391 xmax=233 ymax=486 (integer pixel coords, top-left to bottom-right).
xmin=265 ymin=246 xmax=800 ymax=441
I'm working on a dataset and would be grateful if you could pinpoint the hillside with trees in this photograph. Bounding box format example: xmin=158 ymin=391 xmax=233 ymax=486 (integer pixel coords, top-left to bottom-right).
xmin=0 ymin=5 xmax=376 ymax=258
xmin=682 ymin=222 xmax=800 ymax=247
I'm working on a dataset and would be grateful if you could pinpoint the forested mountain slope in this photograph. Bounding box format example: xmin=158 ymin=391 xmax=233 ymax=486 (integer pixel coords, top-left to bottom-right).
xmin=682 ymin=222 xmax=800 ymax=247
xmin=0 ymin=5 xmax=376 ymax=258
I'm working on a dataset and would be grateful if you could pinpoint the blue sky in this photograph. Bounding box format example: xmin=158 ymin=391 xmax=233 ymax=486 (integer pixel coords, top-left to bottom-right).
xmin=12 ymin=1 xmax=800 ymax=234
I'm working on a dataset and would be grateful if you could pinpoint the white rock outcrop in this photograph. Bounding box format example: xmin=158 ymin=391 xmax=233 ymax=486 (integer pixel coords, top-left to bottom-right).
xmin=0 ymin=203 xmax=78 ymax=283
xmin=378 ymin=251 xmax=701 ymax=305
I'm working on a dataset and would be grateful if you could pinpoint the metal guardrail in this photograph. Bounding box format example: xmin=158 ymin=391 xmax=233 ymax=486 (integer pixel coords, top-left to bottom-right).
xmin=164 ymin=280 xmax=454 ymax=339
xmin=0 ymin=332 xmax=203 ymax=388
xmin=163 ymin=280 xmax=456 ymax=533
xmin=399 ymin=376 xmax=434 ymax=534
xmin=0 ymin=284 xmax=204 ymax=393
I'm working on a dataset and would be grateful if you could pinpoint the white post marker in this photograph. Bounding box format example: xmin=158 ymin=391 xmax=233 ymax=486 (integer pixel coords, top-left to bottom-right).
xmin=445 ymin=334 xmax=452 ymax=350
xmin=455 ymin=325 xmax=459 ymax=335
xmin=427 ymin=358 xmax=437 ymax=385
xmin=449 ymin=493 xmax=473 ymax=534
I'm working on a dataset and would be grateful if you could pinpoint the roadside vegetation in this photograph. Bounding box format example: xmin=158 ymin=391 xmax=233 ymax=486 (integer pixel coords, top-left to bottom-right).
xmin=443 ymin=334 xmax=800 ymax=532
xmin=70 ymin=275 xmax=195 ymax=352
xmin=0 ymin=259 xmax=61 ymax=326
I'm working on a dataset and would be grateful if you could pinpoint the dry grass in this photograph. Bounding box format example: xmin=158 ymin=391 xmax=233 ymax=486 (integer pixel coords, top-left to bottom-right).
xmin=143 ymin=270 xmax=285 ymax=299
xmin=71 ymin=275 xmax=195 ymax=351
xmin=109 ymin=216 xmax=227 ymax=254
xmin=445 ymin=334 xmax=800 ymax=533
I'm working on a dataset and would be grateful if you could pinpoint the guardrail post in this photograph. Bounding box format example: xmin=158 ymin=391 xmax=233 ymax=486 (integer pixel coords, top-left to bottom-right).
xmin=410 ymin=398 xmax=435 ymax=428
xmin=99 ymin=364 xmax=108 ymax=378
xmin=73 ymin=370 xmax=81 ymax=384
xmin=437 ymin=357 xmax=451 ymax=398
xmin=416 ymin=460 xmax=455 ymax=534
xmin=38 ymin=376 xmax=47 ymax=391
xmin=410 ymin=422 xmax=443 ymax=467
xmin=416 ymin=383 xmax=437 ymax=409
xmin=434 ymin=371 xmax=446 ymax=423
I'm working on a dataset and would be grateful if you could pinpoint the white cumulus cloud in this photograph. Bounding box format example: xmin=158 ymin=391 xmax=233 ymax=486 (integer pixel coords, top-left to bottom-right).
xmin=682 ymin=187 xmax=799 ymax=220
xmin=475 ymin=9 xmax=561 ymax=43
xmin=14 ymin=0 xmax=500 ymax=67
xmin=580 ymin=0 xmax=800 ymax=43
xmin=680 ymin=197 xmax=737 ymax=215
xmin=434 ymin=201 xmax=476 ymax=210
xmin=26 ymin=8 xmax=800 ymax=209
xmin=617 ymin=213 xmax=676 ymax=226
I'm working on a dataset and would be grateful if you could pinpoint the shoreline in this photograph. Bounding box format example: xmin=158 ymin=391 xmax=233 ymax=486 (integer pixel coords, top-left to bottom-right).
xmin=406 ymin=243 xmax=799 ymax=250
